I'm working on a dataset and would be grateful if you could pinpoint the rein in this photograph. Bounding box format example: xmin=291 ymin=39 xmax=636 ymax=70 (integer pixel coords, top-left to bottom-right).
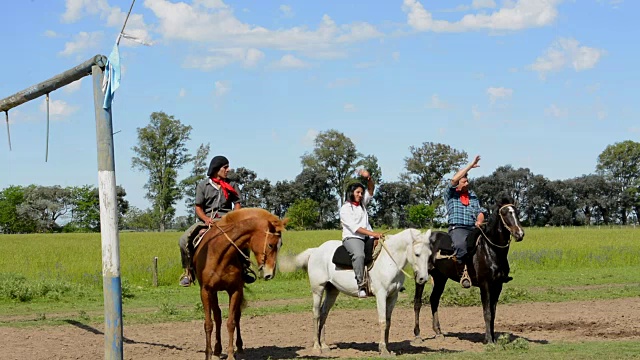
xmin=213 ymin=222 xmax=280 ymax=269
xmin=477 ymin=203 xmax=517 ymax=249
xmin=376 ymin=234 xmax=414 ymax=279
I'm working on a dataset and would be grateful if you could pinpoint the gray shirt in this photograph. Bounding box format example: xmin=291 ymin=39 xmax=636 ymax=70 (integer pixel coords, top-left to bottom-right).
xmin=195 ymin=178 xmax=241 ymax=218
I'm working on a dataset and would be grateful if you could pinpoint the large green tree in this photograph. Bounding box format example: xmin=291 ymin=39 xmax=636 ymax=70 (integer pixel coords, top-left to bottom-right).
xmin=301 ymin=129 xmax=360 ymax=206
xmin=66 ymin=185 xmax=129 ymax=232
xmin=132 ymin=111 xmax=193 ymax=231
xmin=180 ymin=143 xmax=210 ymax=222
xmin=17 ymin=185 xmax=71 ymax=232
xmin=401 ymin=142 xmax=467 ymax=206
xmin=0 ymin=186 xmax=35 ymax=233
xmin=596 ymin=140 xmax=640 ymax=224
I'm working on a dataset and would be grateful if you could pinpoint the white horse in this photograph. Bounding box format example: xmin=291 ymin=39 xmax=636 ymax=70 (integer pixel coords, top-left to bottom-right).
xmin=295 ymin=228 xmax=433 ymax=356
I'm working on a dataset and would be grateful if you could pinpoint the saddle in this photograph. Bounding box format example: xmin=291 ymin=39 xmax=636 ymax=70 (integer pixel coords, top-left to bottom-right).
xmin=432 ymin=230 xmax=479 ymax=260
xmin=332 ymin=236 xmax=377 ymax=268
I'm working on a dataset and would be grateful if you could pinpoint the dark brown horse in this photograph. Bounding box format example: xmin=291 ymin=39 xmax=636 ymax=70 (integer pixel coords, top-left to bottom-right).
xmin=193 ymin=208 xmax=289 ymax=360
xmin=413 ymin=197 xmax=525 ymax=344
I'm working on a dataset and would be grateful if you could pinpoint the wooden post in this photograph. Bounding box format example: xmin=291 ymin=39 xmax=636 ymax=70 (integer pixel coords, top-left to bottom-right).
xmin=152 ymin=257 xmax=158 ymax=287
xmin=93 ymin=64 xmax=123 ymax=360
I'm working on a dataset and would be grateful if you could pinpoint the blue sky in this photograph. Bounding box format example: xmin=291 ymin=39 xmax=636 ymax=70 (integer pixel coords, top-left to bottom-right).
xmin=1 ymin=0 xmax=638 ymax=215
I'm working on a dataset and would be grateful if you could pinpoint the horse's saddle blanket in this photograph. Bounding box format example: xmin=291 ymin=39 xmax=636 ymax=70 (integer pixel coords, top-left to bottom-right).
xmin=332 ymin=237 xmax=375 ymax=268
xmin=432 ymin=230 xmax=478 ymax=259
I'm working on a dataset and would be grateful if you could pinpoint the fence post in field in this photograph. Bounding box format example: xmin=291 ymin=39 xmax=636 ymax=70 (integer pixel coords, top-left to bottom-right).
xmin=153 ymin=257 xmax=158 ymax=287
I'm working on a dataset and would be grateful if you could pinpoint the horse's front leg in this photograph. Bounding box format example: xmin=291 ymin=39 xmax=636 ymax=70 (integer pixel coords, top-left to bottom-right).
xmin=200 ymin=288 xmax=214 ymax=360
xmin=234 ymin=291 xmax=244 ymax=354
xmin=479 ymin=282 xmax=502 ymax=344
xmin=210 ymin=292 xmax=222 ymax=358
xmin=488 ymin=282 xmax=503 ymax=343
xmin=412 ymin=281 xmax=425 ymax=342
xmin=375 ymin=291 xmax=395 ymax=357
xmin=226 ymin=288 xmax=243 ymax=360
xmin=430 ymin=273 xmax=447 ymax=339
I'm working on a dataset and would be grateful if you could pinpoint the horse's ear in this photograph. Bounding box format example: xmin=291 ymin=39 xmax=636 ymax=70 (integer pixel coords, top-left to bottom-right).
xmin=281 ymin=217 xmax=290 ymax=227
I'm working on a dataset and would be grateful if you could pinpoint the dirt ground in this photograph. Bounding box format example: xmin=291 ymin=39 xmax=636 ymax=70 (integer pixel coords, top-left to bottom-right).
xmin=1 ymin=297 xmax=639 ymax=360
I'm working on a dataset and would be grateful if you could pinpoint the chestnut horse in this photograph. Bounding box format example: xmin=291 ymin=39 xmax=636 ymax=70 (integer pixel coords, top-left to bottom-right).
xmin=193 ymin=208 xmax=288 ymax=360
xmin=413 ymin=197 xmax=525 ymax=344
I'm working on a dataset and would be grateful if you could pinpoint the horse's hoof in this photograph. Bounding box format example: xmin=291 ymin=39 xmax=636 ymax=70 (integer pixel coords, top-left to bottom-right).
xmin=435 ymin=334 xmax=445 ymax=341
xmin=380 ymin=350 xmax=396 ymax=357
xmin=321 ymin=343 xmax=331 ymax=350
xmin=410 ymin=337 xmax=424 ymax=346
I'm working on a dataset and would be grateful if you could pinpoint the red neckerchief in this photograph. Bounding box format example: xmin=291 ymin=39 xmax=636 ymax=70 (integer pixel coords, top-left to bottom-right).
xmin=211 ymin=178 xmax=238 ymax=199
xmin=457 ymin=189 xmax=470 ymax=206
xmin=351 ymin=201 xmax=360 ymax=207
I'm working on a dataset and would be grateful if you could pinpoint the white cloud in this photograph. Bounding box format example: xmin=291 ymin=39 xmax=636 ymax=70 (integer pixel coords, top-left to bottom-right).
xmin=427 ymin=94 xmax=451 ymax=109
xmin=59 ymin=31 xmax=103 ymax=57
xmin=528 ymin=37 xmax=606 ymax=78
xmin=473 ymin=0 xmax=497 ymax=9
xmin=545 ymin=104 xmax=568 ymax=118
xmin=214 ymin=81 xmax=231 ymax=96
xmin=472 ymin=105 xmax=482 ymax=120
xmin=302 ymin=128 xmax=319 ymax=146
xmin=179 ymin=88 xmax=187 ymax=97
xmin=184 ymin=48 xmax=264 ymax=70
xmin=327 ymin=78 xmax=360 ymax=88
xmin=144 ymin=0 xmax=381 ymax=58
xmin=63 ymin=79 xmax=83 ymax=94
xmin=343 ymin=103 xmax=357 ymax=112
xmin=402 ymin=0 xmax=560 ymax=32
xmin=39 ymin=99 xmax=78 ymax=119
xmin=272 ymin=54 xmax=309 ymax=69
xmin=62 ymin=0 xmax=110 ymax=23
xmin=280 ymin=4 xmax=294 ymax=18
xmin=44 ymin=30 xmax=60 ymax=38
xmin=487 ymin=87 xmax=513 ymax=103
xmin=62 ymin=0 xmax=152 ymax=47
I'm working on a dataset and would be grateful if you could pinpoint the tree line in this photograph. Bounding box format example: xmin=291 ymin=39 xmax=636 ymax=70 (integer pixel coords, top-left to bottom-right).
xmin=1 ymin=111 xmax=639 ymax=233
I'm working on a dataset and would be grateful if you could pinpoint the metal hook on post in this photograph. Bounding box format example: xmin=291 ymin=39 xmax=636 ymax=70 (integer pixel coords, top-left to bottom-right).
xmin=4 ymin=111 xmax=11 ymax=151
xmin=46 ymin=93 xmax=50 ymax=162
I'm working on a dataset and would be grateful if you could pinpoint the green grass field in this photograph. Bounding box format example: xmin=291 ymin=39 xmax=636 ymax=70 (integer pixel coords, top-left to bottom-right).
xmin=1 ymin=226 xmax=639 ymax=322
xmin=1 ymin=227 xmax=639 ymax=359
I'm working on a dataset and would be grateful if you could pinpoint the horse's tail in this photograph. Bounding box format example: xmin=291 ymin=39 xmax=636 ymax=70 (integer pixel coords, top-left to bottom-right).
xmin=295 ymin=248 xmax=316 ymax=271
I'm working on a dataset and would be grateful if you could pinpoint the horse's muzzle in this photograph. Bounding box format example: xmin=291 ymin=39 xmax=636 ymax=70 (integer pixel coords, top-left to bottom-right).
xmin=415 ymin=273 xmax=429 ymax=285
xmin=261 ymin=266 xmax=276 ymax=281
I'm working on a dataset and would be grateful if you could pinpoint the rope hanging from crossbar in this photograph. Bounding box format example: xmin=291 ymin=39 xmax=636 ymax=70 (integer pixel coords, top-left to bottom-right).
xmin=4 ymin=111 xmax=10 ymax=151
xmin=45 ymin=93 xmax=50 ymax=162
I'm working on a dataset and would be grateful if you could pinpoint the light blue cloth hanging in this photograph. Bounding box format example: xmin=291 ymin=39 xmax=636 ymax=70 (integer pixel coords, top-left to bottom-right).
xmin=102 ymin=43 xmax=121 ymax=110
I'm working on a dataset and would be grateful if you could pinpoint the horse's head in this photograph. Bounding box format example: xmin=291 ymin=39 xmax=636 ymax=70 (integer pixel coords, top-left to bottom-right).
xmin=248 ymin=213 xmax=289 ymax=281
xmin=409 ymin=229 xmax=433 ymax=285
xmin=497 ymin=197 xmax=525 ymax=242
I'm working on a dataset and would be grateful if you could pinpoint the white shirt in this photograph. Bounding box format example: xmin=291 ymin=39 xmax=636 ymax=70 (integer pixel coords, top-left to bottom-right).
xmin=340 ymin=190 xmax=373 ymax=240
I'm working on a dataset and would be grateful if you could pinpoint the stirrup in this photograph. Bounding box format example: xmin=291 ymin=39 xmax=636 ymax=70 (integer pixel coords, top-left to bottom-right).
xmin=460 ymin=265 xmax=471 ymax=289
xmin=242 ymin=266 xmax=257 ymax=284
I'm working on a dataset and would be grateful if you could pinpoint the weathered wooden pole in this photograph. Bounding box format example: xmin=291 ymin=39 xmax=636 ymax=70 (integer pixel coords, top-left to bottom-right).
xmin=0 ymin=55 xmax=105 ymax=112
xmin=92 ymin=64 xmax=124 ymax=360
xmin=0 ymin=53 xmax=123 ymax=360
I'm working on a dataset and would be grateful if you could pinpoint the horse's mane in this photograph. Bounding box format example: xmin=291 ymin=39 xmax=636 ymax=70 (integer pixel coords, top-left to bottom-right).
xmin=220 ymin=207 xmax=287 ymax=232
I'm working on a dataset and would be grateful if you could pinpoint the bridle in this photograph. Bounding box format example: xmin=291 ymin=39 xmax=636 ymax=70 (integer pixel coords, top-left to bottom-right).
xmin=477 ymin=203 xmax=521 ymax=249
xmin=213 ymin=222 xmax=281 ymax=270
